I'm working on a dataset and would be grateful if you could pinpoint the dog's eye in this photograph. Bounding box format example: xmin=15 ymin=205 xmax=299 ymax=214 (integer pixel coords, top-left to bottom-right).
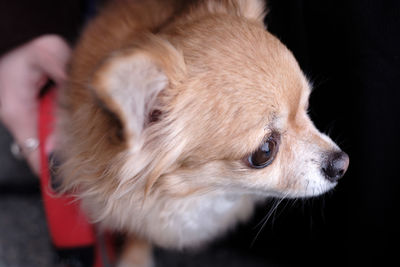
xmin=248 ymin=134 xmax=280 ymax=169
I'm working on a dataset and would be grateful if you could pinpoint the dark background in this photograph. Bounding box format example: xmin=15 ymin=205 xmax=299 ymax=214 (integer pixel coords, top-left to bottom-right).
xmin=242 ymin=0 xmax=400 ymax=266
xmin=1 ymin=0 xmax=399 ymax=266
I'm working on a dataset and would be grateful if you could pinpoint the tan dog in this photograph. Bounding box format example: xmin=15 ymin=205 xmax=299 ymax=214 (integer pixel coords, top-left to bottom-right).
xmin=58 ymin=0 xmax=349 ymax=265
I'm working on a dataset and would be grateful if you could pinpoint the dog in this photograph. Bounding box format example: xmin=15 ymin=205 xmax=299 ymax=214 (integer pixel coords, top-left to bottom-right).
xmin=57 ymin=0 xmax=349 ymax=265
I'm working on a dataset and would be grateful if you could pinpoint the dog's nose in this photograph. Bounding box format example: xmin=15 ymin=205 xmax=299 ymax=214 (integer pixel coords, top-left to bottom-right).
xmin=322 ymin=151 xmax=349 ymax=182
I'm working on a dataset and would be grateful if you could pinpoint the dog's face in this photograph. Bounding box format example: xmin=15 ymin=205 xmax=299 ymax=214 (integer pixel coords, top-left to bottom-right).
xmin=157 ymin=17 xmax=349 ymax=199
xmin=91 ymin=18 xmax=348 ymax=200
xmin=61 ymin=0 xmax=349 ymax=248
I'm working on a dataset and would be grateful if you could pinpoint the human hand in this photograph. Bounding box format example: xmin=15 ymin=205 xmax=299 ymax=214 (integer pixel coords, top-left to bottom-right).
xmin=0 ymin=35 xmax=71 ymax=176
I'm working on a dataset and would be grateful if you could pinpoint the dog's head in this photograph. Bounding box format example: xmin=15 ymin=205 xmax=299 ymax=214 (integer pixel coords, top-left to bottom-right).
xmin=61 ymin=0 xmax=348 ymax=247
xmin=87 ymin=1 xmax=348 ymax=200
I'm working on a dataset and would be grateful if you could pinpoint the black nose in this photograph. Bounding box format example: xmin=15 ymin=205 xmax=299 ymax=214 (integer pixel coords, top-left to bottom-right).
xmin=322 ymin=151 xmax=349 ymax=182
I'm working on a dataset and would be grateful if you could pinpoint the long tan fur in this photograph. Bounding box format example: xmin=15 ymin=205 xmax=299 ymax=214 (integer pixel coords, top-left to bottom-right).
xmin=58 ymin=0 xmax=347 ymax=265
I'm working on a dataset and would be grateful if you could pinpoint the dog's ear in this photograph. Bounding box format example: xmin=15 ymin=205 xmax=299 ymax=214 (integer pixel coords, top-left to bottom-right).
xmin=91 ymin=34 xmax=185 ymax=143
xmin=204 ymin=0 xmax=267 ymax=22
xmin=232 ymin=0 xmax=267 ymax=21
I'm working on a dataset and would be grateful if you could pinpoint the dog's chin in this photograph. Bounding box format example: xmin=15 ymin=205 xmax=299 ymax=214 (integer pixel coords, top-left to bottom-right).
xmin=255 ymin=173 xmax=338 ymax=199
xmin=296 ymin=180 xmax=337 ymax=198
xmin=283 ymin=177 xmax=337 ymax=199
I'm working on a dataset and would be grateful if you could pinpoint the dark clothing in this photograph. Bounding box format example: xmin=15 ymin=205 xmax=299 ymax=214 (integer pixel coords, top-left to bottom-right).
xmin=0 ymin=0 xmax=85 ymax=55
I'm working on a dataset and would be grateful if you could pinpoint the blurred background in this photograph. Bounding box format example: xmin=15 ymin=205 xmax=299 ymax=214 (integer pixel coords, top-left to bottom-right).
xmin=1 ymin=0 xmax=399 ymax=266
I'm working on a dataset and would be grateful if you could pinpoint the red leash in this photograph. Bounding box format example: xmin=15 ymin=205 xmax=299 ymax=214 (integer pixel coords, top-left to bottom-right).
xmin=38 ymin=88 xmax=115 ymax=266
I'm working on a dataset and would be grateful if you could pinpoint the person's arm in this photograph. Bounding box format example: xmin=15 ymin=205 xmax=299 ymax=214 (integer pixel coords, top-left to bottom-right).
xmin=0 ymin=0 xmax=85 ymax=175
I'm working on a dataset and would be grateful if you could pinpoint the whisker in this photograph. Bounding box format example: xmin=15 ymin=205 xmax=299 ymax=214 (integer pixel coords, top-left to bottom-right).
xmin=250 ymin=193 xmax=289 ymax=247
xmin=253 ymin=199 xmax=277 ymax=229
xmin=272 ymin=198 xmax=293 ymax=226
xmin=305 ymin=179 xmax=310 ymax=197
xmin=320 ymin=193 xmax=326 ymax=224
xmin=289 ymin=198 xmax=299 ymax=210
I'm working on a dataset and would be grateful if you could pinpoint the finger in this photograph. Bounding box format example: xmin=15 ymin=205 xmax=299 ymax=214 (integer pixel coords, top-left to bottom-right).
xmin=31 ymin=35 xmax=72 ymax=85
xmin=24 ymin=148 xmax=41 ymax=176
xmin=5 ymin=114 xmax=40 ymax=176
xmin=5 ymin=108 xmax=40 ymax=176
xmin=0 ymin=80 xmax=39 ymax=176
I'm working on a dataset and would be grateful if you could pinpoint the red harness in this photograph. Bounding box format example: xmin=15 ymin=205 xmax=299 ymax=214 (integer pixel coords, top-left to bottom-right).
xmin=39 ymin=88 xmax=115 ymax=266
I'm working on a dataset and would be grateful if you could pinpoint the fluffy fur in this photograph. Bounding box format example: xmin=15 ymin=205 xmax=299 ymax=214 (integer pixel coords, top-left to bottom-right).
xmin=57 ymin=0 xmax=348 ymax=265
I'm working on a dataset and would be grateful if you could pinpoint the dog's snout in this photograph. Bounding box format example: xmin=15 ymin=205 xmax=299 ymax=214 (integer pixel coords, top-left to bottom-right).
xmin=322 ymin=151 xmax=349 ymax=182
